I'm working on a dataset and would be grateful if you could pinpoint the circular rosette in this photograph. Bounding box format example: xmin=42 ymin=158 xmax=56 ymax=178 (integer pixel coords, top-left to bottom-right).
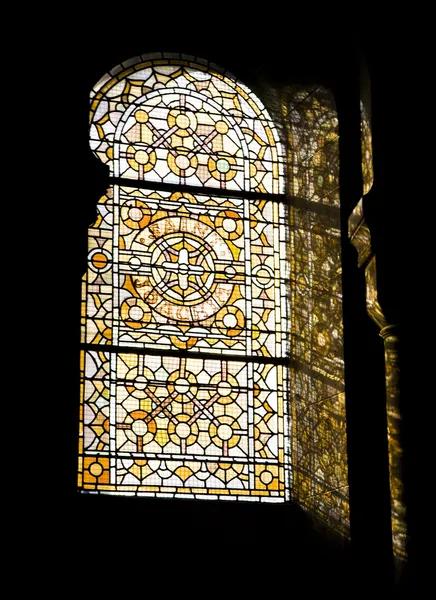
xmin=167 ymin=369 xmax=198 ymax=402
xmin=84 ymin=457 xmax=109 ymax=484
xmin=126 ymin=145 xmax=157 ymax=173
xmin=121 ymin=199 xmax=151 ymax=230
xmin=134 ymin=215 xmax=234 ymax=324
xmin=167 ymin=108 xmax=198 ymax=138
xmin=252 ymin=264 xmax=274 ymax=289
xmin=148 ymin=231 xmax=217 ymax=308
xmin=120 ymin=297 xmax=151 ymax=329
xmin=124 ymin=366 xmax=154 ymax=399
xmin=256 ymin=465 xmax=279 ymax=490
xmin=88 ymin=461 xmax=104 ymax=478
xmin=88 ymin=248 xmax=112 ymax=274
xmin=210 ymin=372 xmax=239 ymax=405
xmin=215 ymin=210 xmax=243 ymax=240
xmin=168 ymin=414 xmax=199 ymax=447
xmin=168 ymin=147 xmax=198 ymax=177
xmin=208 ymin=152 xmax=237 ymax=182
xmin=209 ymin=416 xmax=241 ymax=449
xmin=125 ymin=410 xmax=157 ymax=446
xmin=215 ymin=306 xmax=245 ymax=337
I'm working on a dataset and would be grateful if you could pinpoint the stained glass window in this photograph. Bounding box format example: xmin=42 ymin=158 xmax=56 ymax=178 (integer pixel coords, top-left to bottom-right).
xmin=79 ymin=55 xmax=290 ymax=501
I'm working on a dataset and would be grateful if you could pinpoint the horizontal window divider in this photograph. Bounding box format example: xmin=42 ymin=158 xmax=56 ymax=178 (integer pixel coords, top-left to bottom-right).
xmin=81 ymin=342 xmax=290 ymax=366
xmin=109 ymin=177 xmax=288 ymax=203
xmin=108 ymin=178 xmax=340 ymax=218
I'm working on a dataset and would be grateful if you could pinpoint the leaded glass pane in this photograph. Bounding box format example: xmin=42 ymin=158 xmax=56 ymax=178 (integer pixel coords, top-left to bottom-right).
xmin=79 ymin=350 xmax=289 ymax=500
xmin=80 ymin=55 xmax=291 ymax=501
xmin=82 ymin=186 xmax=289 ymax=359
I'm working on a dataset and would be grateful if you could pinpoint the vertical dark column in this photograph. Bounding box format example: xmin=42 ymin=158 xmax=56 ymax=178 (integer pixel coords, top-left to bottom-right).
xmin=363 ymin=37 xmax=413 ymax=590
xmin=28 ymin=48 xmax=110 ymax=584
xmin=334 ymin=54 xmax=394 ymax=589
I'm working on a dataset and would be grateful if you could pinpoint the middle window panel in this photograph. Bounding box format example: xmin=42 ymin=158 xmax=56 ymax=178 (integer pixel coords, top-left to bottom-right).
xmin=83 ymin=185 xmax=289 ymax=358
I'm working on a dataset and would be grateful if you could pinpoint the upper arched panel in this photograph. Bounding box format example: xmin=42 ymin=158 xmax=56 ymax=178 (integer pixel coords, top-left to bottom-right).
xmin=90 ymin=53 xmax=285 ymax=194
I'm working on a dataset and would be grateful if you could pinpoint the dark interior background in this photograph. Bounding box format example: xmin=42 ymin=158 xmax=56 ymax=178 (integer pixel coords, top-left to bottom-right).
xmin=20 ymin=19 xmax=411 ymax=594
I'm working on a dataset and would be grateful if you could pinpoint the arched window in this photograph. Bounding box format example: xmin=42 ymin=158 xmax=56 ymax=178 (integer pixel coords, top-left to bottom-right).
xmin=78 ymin=53 xmax=349 ymax=529
xmin=79 ymin=54 xmax=290 ymax=501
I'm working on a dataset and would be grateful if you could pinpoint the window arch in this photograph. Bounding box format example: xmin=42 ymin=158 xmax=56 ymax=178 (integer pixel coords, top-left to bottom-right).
xmin=79 ymin=54 xmax=291 ymax=501
xmin=89 ymin=56 xmax=284 ymax=194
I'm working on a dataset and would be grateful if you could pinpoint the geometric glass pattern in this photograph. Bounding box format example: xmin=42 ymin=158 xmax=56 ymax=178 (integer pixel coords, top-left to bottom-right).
xmin=78 ymin=351 xmax=288 ymax=499
xmin=81 ymin=187 xmax=289 ymax=358
xmin=90 ymin=57 xmax=285 ymax=194
xmin=79 ymin=55 xmax=291 ymax=501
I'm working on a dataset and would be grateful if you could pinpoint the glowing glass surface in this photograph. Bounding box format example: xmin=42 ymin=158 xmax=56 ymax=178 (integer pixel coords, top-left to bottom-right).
xmin=79 ymin=56 xmax=290 ymax=501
